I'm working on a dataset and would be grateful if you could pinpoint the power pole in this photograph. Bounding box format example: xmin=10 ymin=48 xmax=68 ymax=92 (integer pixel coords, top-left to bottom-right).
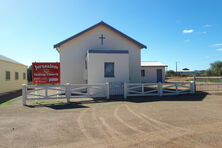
xmin=176 ymin=61 xmax=178 ymax=76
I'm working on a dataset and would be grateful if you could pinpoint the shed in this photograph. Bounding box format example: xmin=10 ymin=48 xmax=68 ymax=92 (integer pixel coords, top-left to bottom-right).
xmin=141 ymin=61 xmax=167 ymax=83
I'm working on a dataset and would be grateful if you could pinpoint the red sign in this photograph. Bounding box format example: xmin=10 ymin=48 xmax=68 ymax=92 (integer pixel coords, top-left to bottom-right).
xmin=32 ymin=62 xmax=60 ymax=84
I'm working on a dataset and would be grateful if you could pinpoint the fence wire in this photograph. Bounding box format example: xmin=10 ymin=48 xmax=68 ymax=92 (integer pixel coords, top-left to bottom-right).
xmin=195 ymin=77 xmax=222 ymax=92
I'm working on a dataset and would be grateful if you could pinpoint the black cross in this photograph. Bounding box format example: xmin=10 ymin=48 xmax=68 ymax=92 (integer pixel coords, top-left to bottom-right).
xmin=99 ymin=34 xmax=106 ymax=45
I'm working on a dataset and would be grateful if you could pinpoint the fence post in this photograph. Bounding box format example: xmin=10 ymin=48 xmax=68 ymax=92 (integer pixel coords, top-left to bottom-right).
xmin=142 ymin=84 xmax=144 ymax=94
xmin=106 ymin=82 xmax=110 ymax=99
xmin=22 ymin=84 xmax=27 ymax=106
xmin=193 ymin=74 xmax=196 ymax=93
xmin=66 ymin=83 xmax=71 ymax=103
xmin=221 ymin=77 xmax=222 ymax=91
xmin=158 ymin=82 xmax=163 ymax=96
xmin=175 ymin=83 xmax=179 ymax=95
xmin=124 ymin=83 xmax=128 ymax=99
xmin=45 ymin=87 xmax=48 ymax=99
xmin=190 ymin=81 xmax=195 ymax=94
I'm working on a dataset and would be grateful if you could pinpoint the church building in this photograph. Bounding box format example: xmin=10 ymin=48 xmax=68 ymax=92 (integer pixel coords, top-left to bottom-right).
xmin=54 ymin=21 xmax=166 ymax=86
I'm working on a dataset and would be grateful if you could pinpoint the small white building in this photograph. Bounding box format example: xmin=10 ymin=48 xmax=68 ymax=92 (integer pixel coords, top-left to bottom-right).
xmin=54 ymin=21 xmax=167 ymax=94
xmin=141 ymin=61 xmax=167 ymax=83
xmin=0 ymin=55 xmax=27 ymax=93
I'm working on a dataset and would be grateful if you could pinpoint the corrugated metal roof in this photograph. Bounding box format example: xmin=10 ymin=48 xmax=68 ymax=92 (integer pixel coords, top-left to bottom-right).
xmin=0 ymin=55 xmax=26 ymax=66
xmin=141 ymin=61 xmax=167 ymax=67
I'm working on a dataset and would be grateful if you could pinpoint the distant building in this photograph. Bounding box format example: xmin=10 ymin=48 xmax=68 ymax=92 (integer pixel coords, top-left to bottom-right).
xmin=182 ymin=68 xmax=189 ymax=70
xmin=177 ymin=70 xmax=205 ymax=75
xmin=0 ymin=55 xmax=27 ymax=93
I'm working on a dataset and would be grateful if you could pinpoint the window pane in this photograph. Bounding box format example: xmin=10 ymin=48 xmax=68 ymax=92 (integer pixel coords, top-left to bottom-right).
xmin=141 ymin=69 xmax=145 ymax=77
xmin=6 ymin=71 xmax=10 ymax=80
xmin=23 ymin=73 xmax=26 ymax=80
xmin=104 ymin=63 xmax=114 ymax=77
xmin=15 ymin=72 xmax=19 ymax=80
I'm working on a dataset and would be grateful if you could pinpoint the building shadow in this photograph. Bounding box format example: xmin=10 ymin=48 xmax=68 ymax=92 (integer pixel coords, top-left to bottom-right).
xmin=123 ymin=91 xmax=208 ymax=103
xmin=64 ymin=92 xmax=208 ymax=105
xmin=0 ymin=90 xmax=22 ymax=104
xmin=25 ymin=91 xmax=208 ymax=110
xmin=26 ymin=102 xmax=89 ymax=110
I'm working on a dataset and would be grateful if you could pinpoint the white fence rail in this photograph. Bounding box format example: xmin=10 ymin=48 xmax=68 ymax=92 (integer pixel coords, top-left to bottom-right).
xmin=22 ymin=83 xmax=109 ymax=106
xmin=124 ymin=82 xmax=195 ymax=99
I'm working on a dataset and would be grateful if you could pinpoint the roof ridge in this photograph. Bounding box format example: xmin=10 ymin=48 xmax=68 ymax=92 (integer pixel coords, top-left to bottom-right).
xmin=54 ymin=21 xmax=147 ymax=49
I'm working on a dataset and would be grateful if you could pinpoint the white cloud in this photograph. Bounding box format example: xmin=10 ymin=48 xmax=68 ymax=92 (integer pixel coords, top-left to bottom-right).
xmin=185 ymin=39 xmax=190 ymax=42
xmin=216 ymin=48 xmax=222 ymax=51
xmin=182 ymin=29 xmax=194 ymax=34
xmin=203 ymin=24 xmax=212 ymax=27
xmin=205 ymin=56 xmax=210 ymax=59
xmin=211 ymin=43 xmax=222 ymax=47
xmin=202 ymin=31 xmax=207 ymax=34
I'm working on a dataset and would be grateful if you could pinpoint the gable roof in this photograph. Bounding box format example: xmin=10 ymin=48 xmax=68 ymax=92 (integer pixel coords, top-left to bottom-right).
xmin=0 ymin=54 xmax=26 ymax=66
xmin=54 ymin=21 xmax=147 ymax=49
xmin=141 ymin=61 xmax=168 ymax=67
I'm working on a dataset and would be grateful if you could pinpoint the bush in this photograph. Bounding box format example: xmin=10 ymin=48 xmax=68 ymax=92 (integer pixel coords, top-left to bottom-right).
xmin=166 ymin=70 xmax=176 ymax=77
xmin=205 ymin=61 xmax=222 ymax=76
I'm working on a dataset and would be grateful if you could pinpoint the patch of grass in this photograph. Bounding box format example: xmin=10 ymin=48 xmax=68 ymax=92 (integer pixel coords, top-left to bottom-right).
xmin=187 ymin=78 xmax=221 ymax=83
xmin=32 ymin=100 xmax=62 ymax=105
xmin=0 ymin=97 xmax=21 ymax=106
xmin=213 ymin=92 xmax=222 ymax=95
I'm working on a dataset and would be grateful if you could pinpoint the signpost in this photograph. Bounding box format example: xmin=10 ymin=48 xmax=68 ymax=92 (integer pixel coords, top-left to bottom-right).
xmin=32 ymin=62 xmax=60 ymax=84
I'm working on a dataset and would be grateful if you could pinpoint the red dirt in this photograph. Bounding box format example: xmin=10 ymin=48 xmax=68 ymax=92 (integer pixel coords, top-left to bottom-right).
xmin=0 ymin=94 xmax=222 ymax=148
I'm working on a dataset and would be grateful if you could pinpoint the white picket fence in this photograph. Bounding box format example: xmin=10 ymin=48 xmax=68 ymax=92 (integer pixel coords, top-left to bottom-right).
xmin=124 ymin=82 xmax=195 ymax=99
xmin=22 ymin=82 xmax=195 ymax=105
xmin=22 ymin=83 xmax=109 ymax=105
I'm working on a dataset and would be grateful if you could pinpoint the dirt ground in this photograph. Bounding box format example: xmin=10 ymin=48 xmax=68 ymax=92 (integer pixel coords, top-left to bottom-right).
xmin=166 ymin=76 xmax=192 ymax=82
xmin=0 ymin=93 xmax=222 ymax=148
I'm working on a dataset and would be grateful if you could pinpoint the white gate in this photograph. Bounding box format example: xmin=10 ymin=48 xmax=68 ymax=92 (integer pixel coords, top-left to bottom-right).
xmin=69 ymin=84 xmax=108 ymax=98
xmin=124 ymin=82 xmax=195 ymax=99
xmin=22 ymin=83 xmax=109 ymax=106
xmin=125 ymin=83 xmax=159 ymax=96
xmin=109 ymin=82 xmax=124 ymax=95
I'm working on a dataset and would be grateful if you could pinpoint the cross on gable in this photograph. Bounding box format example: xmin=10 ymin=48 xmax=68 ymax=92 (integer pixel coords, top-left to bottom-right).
xmin=99 ymin=34 xmax=106 ymax=45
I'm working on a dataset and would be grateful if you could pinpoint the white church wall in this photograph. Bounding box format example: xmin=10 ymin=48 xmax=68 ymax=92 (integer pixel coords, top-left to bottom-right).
xmin=141 ymin=66 xmax=166 ymax=83
xmin=87 ymin=53 xmax=129 ymax=84
xmin=59 ymin=25 xmax=141 ymax=84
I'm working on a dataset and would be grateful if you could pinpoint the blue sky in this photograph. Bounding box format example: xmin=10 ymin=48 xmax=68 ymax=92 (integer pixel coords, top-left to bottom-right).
xmin=0 ymin=0 xmax=222 ymax=70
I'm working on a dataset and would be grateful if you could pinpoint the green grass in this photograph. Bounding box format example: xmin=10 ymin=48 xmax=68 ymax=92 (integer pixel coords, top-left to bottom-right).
xmin=0 ymin=97 xmax=21 ymax=106
xmin=187 ymin=78 xmax=221 ymax=83
xmin=213 ymin=92 xmax=222 ymax=95
xmin=0 ymin=97 xmax=63 ymax=106
xmin=32 ymin=100 xmax=62 ymax=105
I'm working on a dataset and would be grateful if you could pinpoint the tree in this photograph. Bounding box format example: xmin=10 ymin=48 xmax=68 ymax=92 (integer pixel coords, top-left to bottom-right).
xmin=27 ymin=65 xmax=32 ymax=82
xmin=166 ymin=70 xmax=176 ymax=77
xmin=205 ymin=61 xmax=222 ymax=76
